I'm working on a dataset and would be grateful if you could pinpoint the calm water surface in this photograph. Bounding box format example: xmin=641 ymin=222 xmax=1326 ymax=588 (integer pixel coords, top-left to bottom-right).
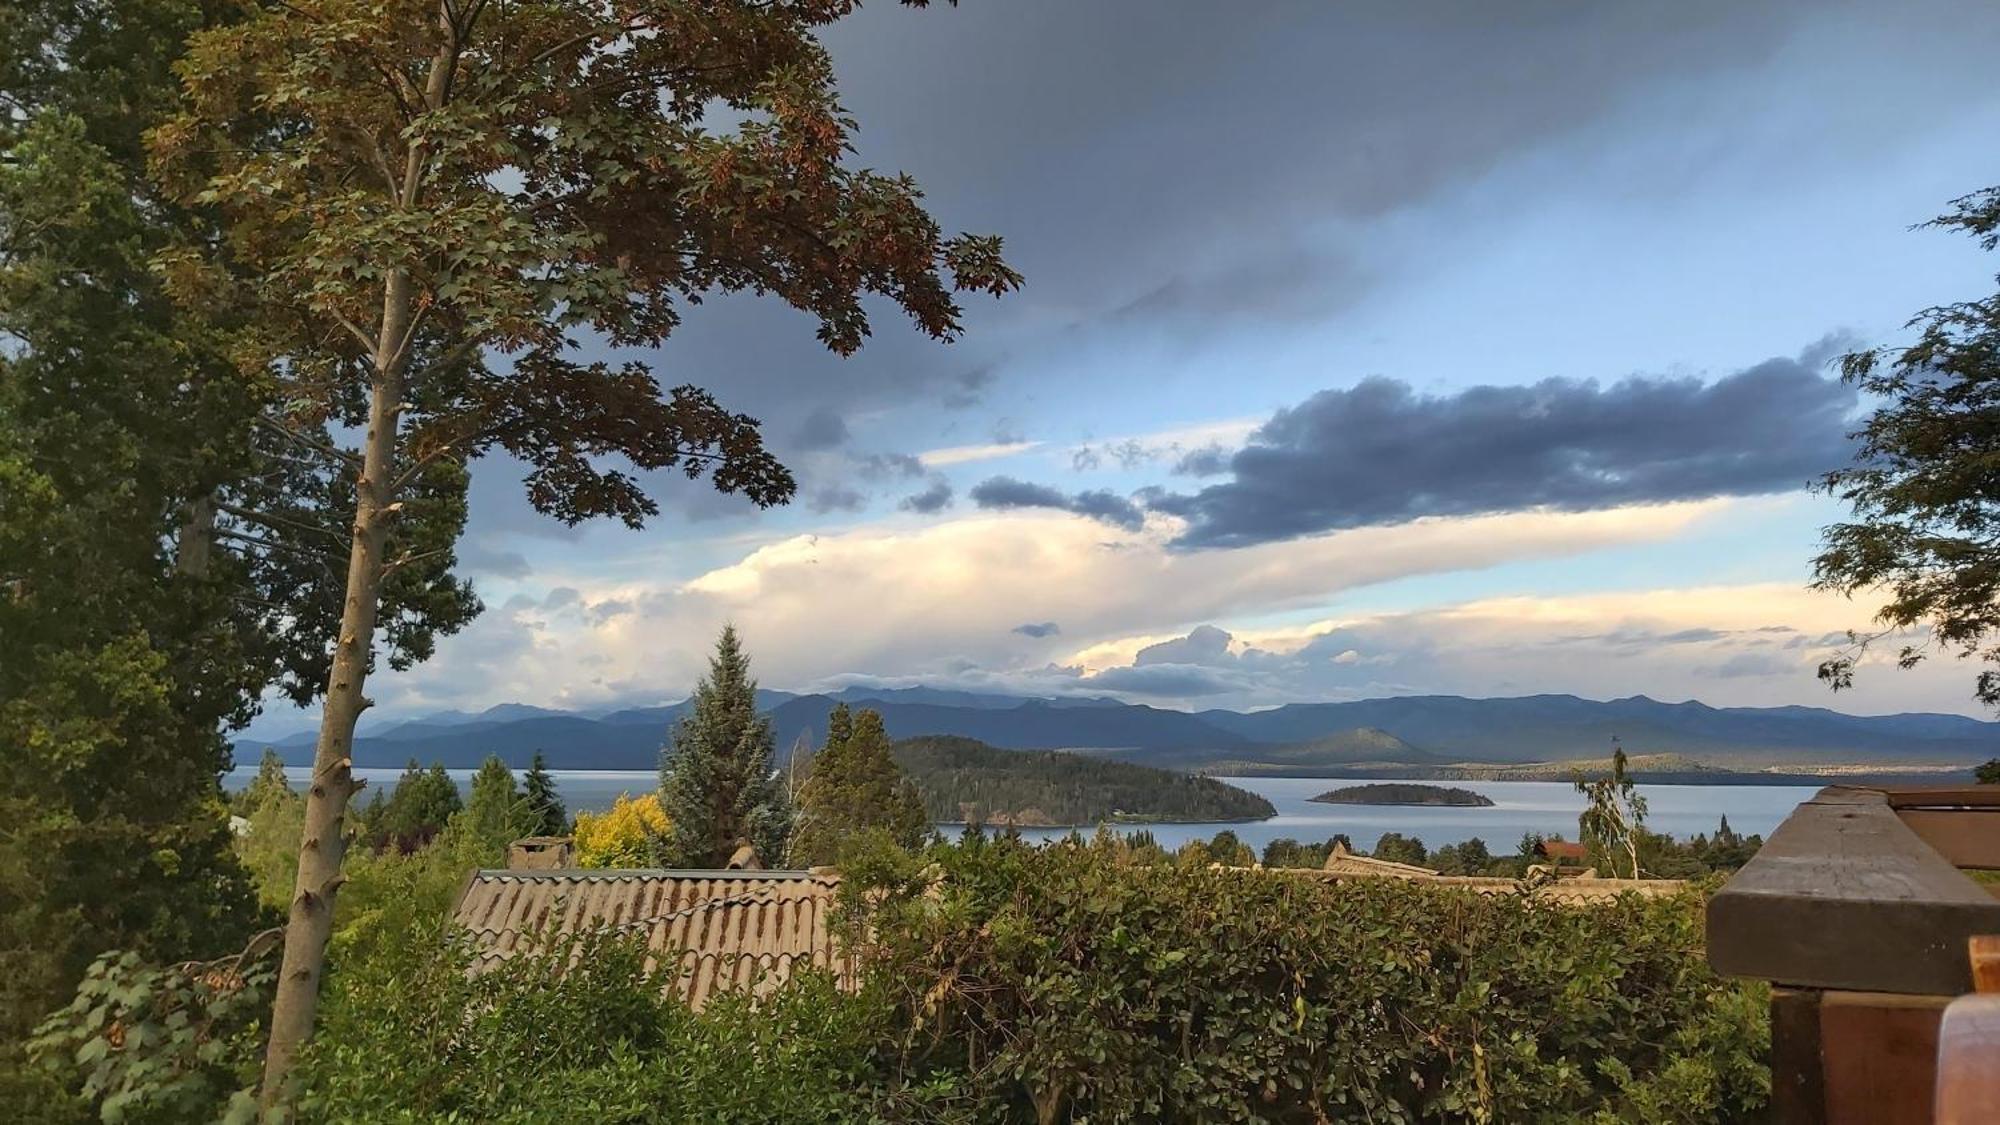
xmin=224 ymin=768 xmax=1818 ymax=852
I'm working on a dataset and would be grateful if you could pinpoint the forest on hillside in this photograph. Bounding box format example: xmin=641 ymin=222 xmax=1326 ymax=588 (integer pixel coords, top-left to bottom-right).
xmin=893 ymin=736 xmax=1275 ymax=825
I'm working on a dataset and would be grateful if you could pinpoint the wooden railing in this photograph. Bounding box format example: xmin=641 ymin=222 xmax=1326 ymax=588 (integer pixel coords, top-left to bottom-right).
xmin=1936 ymin=935 xmax=2000 ymax=1124
xmin=1707 ymin=785 xmax=2000 ymax=1124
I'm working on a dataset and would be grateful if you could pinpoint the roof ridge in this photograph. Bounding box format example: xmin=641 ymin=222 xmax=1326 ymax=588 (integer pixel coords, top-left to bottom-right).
xmin=473 ymin=867 xmax=836 ymax=881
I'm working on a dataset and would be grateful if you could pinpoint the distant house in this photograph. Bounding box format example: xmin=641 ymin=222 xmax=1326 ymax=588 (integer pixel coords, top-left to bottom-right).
xmin=1320 ymin=841 xmax=1438 ymax=879
xmin=452 ymin=854 xmax=848 ymax=1010
xmin=1534 ymin=839 xmax=1590 ymax=866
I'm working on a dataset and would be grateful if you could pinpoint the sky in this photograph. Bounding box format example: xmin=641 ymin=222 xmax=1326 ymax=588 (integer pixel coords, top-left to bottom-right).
xmin=257 ymin=1 xmax=2000 ymax=736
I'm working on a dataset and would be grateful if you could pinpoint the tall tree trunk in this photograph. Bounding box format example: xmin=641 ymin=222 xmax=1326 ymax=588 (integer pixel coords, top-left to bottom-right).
xmin=257 ymin=272 xmax=413 ymax=1109
xmin=257 ymin=7 xmax=455 ymax=1105
xmin=175 ymin=493 xmax=215 ymax=578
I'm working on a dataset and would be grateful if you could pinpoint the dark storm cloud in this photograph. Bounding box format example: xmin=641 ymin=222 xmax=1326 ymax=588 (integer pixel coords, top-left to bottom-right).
xmin=1153 ymin=354 xmax=1857 ymax=548
xmin=970 ymin=476 xmax=1144 ymax=530
xmin=1012 ymin=621 xmax=1061 ymax=638
xmin=457 ymin=0 xmax=1999 ymax=547
xmin=457 ymin=539 xmax=532 ymax=579
xmin=790 ymin=407 xmax=851 ymax=451
xmin=807 ymin=484 xmax=866 ymax=513
xmin=944 ymin=365 xmax=996 ymax=410
xmin=855 ymin=452 xmax=926 ymax=481
xmin=1086 ymin=663 xmax=1238 ymax=697
xmin=900 ymin=479 xmax=955 ymax=514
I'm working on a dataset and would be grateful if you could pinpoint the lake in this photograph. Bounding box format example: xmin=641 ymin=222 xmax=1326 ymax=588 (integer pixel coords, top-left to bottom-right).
xmin=224 ymin=767 xmax=1819 ymax=853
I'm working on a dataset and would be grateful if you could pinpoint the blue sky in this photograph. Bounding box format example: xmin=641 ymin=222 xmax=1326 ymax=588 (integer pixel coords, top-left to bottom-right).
xmin=254 ymin=1 xmax=2000 ymax=735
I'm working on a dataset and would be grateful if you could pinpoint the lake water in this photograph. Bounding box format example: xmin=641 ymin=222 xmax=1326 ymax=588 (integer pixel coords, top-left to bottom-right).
xmin=224 ymin=767 xmax=1819 ymax=853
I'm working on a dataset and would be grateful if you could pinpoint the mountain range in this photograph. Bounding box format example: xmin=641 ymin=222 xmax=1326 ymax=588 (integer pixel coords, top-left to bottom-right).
xmin=239 ymin=687 xmax=2000 ymax=773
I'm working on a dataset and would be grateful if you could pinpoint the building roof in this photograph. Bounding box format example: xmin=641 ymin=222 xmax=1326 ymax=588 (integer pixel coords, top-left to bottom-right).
xmin=450 ymin=868 xmax=849 ymax=1010
xmin=1320 ymin=842 xmax=1438 ymax=879
xmin=1535 ymin=840 xmax=1590 ymax=862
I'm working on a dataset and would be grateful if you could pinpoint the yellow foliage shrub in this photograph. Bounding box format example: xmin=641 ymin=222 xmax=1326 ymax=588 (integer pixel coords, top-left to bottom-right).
xmin=572 ymin=792 xmax=668 ymax=868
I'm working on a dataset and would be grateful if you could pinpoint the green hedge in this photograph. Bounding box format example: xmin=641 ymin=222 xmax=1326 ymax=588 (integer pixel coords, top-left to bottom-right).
xmin=37 ymin=833 xmax=1768 ymax=1123
xmin=845 ymin=834 xmax=1769 ymax=1124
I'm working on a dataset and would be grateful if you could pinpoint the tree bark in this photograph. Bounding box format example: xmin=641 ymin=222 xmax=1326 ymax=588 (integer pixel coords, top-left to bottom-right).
xmin=256 ymin=6 xmax=456 ymax=1107
xmin=175 ymin=493 xmax=215 ymax=578
xmin=256 ymin=308 xmax=407 ymax=1109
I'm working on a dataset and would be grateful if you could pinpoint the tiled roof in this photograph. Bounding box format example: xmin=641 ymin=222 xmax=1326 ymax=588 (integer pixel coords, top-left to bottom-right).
xmin=450 ymin=868 xmax=849 ymax=1010
xmin=1320 ymin=842 xmax=1438 ymax=878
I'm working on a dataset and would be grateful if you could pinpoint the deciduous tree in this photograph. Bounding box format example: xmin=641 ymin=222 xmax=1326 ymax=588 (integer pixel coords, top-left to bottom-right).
xmin=153 ymin=1 xmax=1016 ymax=1102
xmin=1813 ymin=186 xmax=2000 ymax=709
xmin=1575 ymin=744 xmax=1647 ymax=879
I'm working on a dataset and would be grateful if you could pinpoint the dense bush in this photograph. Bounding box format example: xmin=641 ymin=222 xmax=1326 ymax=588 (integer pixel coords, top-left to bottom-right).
xmin=39 ymin=830 xmax=1768 ymax=1124
xmin=574 ymin=792 xmax=670 ymax=869
xmin=296 ymin=921 xmax=918 ymax=1124
xmin=845 ymin=834 xmax=1769 ymax=1124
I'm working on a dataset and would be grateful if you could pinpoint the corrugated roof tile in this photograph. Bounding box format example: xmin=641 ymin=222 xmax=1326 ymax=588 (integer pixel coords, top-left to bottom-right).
xmin=450 ymin=868 xmax=851 ymax=1010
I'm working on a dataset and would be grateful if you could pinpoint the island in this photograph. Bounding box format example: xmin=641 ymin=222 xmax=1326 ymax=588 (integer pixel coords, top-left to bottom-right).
xmin=1309 ymin=783 xmax=1495 ymax=807
xmin=894 ymin=735 xmax=1276 ymax=826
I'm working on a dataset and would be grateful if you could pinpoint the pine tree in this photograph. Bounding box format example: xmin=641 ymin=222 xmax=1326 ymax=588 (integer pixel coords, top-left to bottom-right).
xmin=656 ymin=628 xmax=792 ymax=868
xmin=233 ymin=748 xmax=296 ymax=816
xmin=375 ymin=760 xmax=463 ymax=853
xmin=464 ymin=755 xmax=526 ymax=853
xmin=789 ymin=706 xmax=930 ymax=866
xmin=522 ymin=752 xmax=567 ymax=836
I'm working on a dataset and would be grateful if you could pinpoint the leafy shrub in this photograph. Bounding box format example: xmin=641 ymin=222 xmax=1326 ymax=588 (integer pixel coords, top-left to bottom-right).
xmin=28 ymin=930 xmax=280 ymax=1124
xmin=846 ymin=834 xmax=1769 ymax=1124
xmin=295 ymin=921 xmax=909 ymax=1124
xmin=573 ymin=792 xmax=669 ymax=868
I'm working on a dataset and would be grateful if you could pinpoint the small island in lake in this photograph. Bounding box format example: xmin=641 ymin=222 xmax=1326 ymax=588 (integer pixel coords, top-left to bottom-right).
xmin=1309 ymin=783 xmax=1495 ymax=808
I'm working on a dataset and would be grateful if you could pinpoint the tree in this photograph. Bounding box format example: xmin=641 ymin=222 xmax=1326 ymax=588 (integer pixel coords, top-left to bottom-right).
xmin=1 ymin=0 xmax=476 ymax=1106
xmin=1813 ymin=186 xmax=2000 ymax=709
xmin=0 ymin=25 xmax=265 ymax=1106
xmin=154 ymin=3 xmax=1017 ymax=1101
xmin=1574 ymin=745 xmax=1648 ymax=879
xmin=372 ymin=761 xmax=463 ymax=854
xmin=522 ymin=752 xmax=567 ymax=836
xmin=656 ymin=628 xmax=793 ymax=868
xmin=233 ymin=749 xmax=297 ymax=817
xmin=788 ymin=706 xmax=929 ymax=866
xmin=1431 ymin=837 xmax=1493 ymax=876
xmin=1978 ymin=760 xmax=2000 ymax=785
xmin=573 ymin=793 xmax=670 ymax=869
xmin=1371 ymin=832 xmax=1429 ymax=867
xmin=463 ymin=755 xmax=528 ymax=853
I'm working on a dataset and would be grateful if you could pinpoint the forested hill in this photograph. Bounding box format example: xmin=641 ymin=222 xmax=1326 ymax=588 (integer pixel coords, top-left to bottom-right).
xmin=893 ymin=736 xmax=1275 ymax=826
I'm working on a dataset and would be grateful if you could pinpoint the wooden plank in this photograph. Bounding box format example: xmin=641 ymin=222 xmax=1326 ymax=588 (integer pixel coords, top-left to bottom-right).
xmin=1895 ymin=808 xmax=2000 ymax=870
xmin=1768 ymin=988 xmax=1824 ymax=1125
xmin=1973 ymin=935 xmax=2000 ymax=994
xmin=1936 ymin=994 xmax=2000 ymax=1125
xmin=1819 ymin=990 xmax=1947 ymax=1125
xmin=1707 ymin=788 xmax=2000 ymax=995
xmin=1881 ymin=787 xmax=2000 ymax=810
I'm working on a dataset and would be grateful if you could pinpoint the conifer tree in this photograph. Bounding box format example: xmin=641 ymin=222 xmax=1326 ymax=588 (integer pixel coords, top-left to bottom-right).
xmin=656 ymin=628 xmax=791 ymax=868
xmin=374 ymin=760 xmax=463 ymax=852
xmin=464 ymin=755 xmax=526 ymax=852
xmin=233 ymin=749 xmax=297 ymax=816
xmin=789 ymin=706 xmax=929 ymax=866
xmin=522 ymin=752 xmax=567 ymax=836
